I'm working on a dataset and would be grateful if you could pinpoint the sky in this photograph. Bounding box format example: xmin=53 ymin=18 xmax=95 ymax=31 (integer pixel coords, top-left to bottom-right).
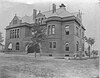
xmin=0 ymin=0 xmax=100 ymax=50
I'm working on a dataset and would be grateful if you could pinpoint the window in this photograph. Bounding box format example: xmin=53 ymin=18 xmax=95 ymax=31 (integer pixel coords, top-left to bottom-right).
xmin=15 ymin=29 xmax=17 ymax=38
xmin=76 ymin=27 xmax=78 ymax=36
xmin=76 ymin=41 xmax=79 ymax=51
xmin=13 ymin=20 xmax=17 ymax=24
xmin=41 ymin=18 xmax=44 ymax=24
xmin=49 ymin=42 xmax=56 ymax=49
xmin=10 ymin=29 xmax=20 ymax=39
xmin=49 ymin=42 xmax=52 ymax=48
xmin=35 ymin=19 xmax=37 ymax=23
xmin=12 ymin=30 xmax=14 ymax=38
xmin=48 ymin=25 xmax=51 ymax=35
xmin=17 ymin=29 xmax=19 ymax=38
xmin=10 ymin=30 xmax=13 ymax=39
xmin=65 ymin=42 xmax=69 ymax=51
xmin=16 ymin=42 xmax=19 ymax=50
xmin=48 ymin=25 xmax=55 ymax=35
xmin=53 ymin=42 xmax=56 ymax=48
xmin=38 ymin=18 xmax=41 ymax=24
xmin=65 ymin=25 xmax=69 ymax=35
xmin=8 ymin=43 xmax=12 ymax=50
xmin=51 ymin=25 xmax=55 ymax=34
xmin=41 ymin=18 xmax=43 ymax=20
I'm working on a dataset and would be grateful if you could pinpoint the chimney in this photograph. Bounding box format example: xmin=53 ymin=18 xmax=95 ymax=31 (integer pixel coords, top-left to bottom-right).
xmin=59 ymin=3 xmax=66 ymax=10
xmin=59 ymin=4 xmax=66 ymax=8
xmin=33 ymin=9 xmax=37 ymax=20
xmin=52 ymin=4 xmax=56 ymax=13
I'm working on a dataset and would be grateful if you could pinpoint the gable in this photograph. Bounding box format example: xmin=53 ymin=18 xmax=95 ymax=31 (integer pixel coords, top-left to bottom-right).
xmin=9 ymin=15 xmax=21 ymax=27
xmin=36 ymin=12 xmax=45 ymax=18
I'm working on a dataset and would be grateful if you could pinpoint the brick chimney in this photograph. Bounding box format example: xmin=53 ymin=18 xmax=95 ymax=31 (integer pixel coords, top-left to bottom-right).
xmin=33 ymin=9 xmax=37 ymax=20
xmin=52 ymin=4 xmax=56 ymax=13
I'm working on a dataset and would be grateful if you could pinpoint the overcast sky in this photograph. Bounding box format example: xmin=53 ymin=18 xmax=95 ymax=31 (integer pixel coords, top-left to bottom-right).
xmin=0 ymin=0 xmax=100 ymax=50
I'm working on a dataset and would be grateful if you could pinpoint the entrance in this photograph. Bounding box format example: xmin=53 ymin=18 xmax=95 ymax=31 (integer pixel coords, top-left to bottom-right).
xmin=25 ymin=44 xmax=40 ymax=53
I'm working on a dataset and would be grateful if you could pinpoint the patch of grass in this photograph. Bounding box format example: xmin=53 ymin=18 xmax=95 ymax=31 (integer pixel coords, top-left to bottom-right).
xmin=0 ymin=67 xmax=16 ymax=78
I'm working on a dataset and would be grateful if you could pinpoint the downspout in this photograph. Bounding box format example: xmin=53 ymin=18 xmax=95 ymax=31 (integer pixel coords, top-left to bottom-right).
xmin=61 ymin=21 xmax=62 ymax=56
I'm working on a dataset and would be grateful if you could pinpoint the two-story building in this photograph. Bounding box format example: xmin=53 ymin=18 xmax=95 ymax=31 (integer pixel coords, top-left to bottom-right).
xmin=5 ymin=3 xmax=85 ymax=57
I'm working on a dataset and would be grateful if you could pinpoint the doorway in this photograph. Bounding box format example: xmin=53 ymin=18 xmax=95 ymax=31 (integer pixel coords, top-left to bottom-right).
xmin=25 ymin=44 xmax=40 ymax=53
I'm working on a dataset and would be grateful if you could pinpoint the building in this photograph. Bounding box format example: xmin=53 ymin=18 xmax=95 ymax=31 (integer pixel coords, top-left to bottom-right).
xmin=5 ymin=4 xmax=85 ymax=57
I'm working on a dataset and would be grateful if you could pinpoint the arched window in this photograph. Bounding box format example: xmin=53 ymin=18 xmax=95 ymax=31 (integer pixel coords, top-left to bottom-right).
xmin=16 ymin=42 xmax=20 ymax=50
xmin=65 ymin=42 xmax=69 ymax=51
xmin=8 ymin=43 xmax=12 ymax=50
xmin=76 ymin=41 xmax=79 ymax=51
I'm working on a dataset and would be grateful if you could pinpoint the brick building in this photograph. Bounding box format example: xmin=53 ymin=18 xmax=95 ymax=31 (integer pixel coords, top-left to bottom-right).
xmin=5 ymin=4 xmax=85 ymax=57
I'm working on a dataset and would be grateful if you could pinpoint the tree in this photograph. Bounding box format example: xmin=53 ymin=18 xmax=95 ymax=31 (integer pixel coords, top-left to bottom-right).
xmin=31 ymin=23 xmax=47 ymax=57
xmin=87 ymin=37 xmax=95 ymax=47
xmin=85 ymin=36 xmax=95 ymax=58
xmin=92 ymin=50 xmax=98 ymax=57
xmin=0 ymin=32 xmax=4 ymax=43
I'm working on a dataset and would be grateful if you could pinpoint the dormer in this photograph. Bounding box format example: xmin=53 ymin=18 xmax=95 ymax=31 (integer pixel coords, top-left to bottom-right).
xmin=35 ymin=11 xmax=46 ymax=24
xmin=9 ymin=14 xmax=21 ymax=27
